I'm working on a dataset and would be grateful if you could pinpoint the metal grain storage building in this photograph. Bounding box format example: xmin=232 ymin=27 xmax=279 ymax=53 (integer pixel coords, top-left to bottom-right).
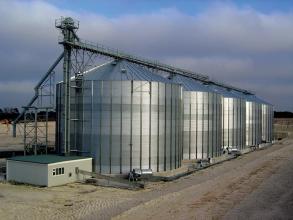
xmin=261 ymin=103 xmax=273 ymax=143
xmin=171 ymin=75 xmax=222 ymax=160
xmin=56 ymin=60 xmax=182 ymax=174
xmin=244 ymin=94 xmax=262 ymax=147
xmin=6 ymin=155 xmax=92 ymax=187
xmin=247 ymin=96 xmax=273 ymax=143
xmin=209 ymin=86 xmax=246 ymax=150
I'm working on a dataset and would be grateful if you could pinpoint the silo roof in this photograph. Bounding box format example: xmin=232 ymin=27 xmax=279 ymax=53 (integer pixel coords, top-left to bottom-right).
xmin=209 ymin=85 xmax=239 ymax=98
xmin=252 ymin=95 xmax=272 ymax=106
xmin=234 ymin=91 xmax=271 ymax=105
xmin=231 ymin=90 xmax=248 ymax=99
xmin=83 ymin=59 xmax=173 ymax=84
xmin=243 ymin=94 xmax=263 ymax=104
xmin=171 ymin=74 xmax=211 ymax=92
xmin=210 ymin=84 xmax=272 ymax=105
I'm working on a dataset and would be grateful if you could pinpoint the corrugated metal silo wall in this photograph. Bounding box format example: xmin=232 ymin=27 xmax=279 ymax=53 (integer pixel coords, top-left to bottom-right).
xmin=262 ymin=104 xmax=273 ymax=142
xmin=222 ymin=97 xmax=246 ymax=150
xmin=246 ymin=101 xmax=262 ymax=146
xmin=182 ymin=91 xmax=222 ymax=160
xmin=57 ymin=80 xmax=182 ymax=174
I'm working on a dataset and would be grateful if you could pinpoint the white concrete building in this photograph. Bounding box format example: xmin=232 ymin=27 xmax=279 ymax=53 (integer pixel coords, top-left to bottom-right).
xmin=6 ymin=155 xmax=92 ymax=187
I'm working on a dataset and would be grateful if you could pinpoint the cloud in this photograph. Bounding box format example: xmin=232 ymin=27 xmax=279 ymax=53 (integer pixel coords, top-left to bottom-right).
xmin=0 ymin=1 xmax=292 ymax=111
xmin=194 ymin=5 xmax=293 ymax=54
xmin=0 ymin=81 xmax=35 ymax=108
xmin=0 ymin=81 xmax=36 ymax=93
xmin=161 ymin=56 xmax=255 ymax=80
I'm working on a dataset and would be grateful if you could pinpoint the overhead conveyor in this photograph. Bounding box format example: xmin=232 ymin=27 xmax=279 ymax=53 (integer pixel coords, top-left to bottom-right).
xmin=59 ymin=37 xmax=253 ymax=95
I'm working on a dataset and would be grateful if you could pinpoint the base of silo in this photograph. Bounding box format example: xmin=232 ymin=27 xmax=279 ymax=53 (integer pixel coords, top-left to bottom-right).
xmin=259 ymin=142 xmax=273 ymax=149
xmin=152 ymin=155 xmax=236 ymax=181
xmin=85 ymin=144 xmax=275 ymax=185
xmin=152 ymin=144 xmax=275 ymax=182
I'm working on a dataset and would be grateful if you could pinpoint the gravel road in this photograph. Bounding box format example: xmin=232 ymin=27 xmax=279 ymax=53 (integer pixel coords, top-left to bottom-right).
xmin=114 ymin=139 xmax=293 ymax=220
xmin=1 ymin=138 xmax=292 ymax=220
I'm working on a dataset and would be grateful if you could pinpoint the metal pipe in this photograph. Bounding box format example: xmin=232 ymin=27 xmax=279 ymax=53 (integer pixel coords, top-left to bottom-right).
xmin=140 ymin=81 xmax=143 ymax=170
xmin=45 ymin=108 xmax=48 ymax=154
xmin=63 ymin=44 xmax=71 ymax=155
xmin=12 ymin=52 xmax=64 ymax=137
xmin=149 ymin=82 xmax=152 ymax=169
xmin=157 ymin=83 xmax=160 ymax=172
xmin=120 ymin=81 xmax=123 ymax=174
xmin=130 ymin=80 xmax=133 ymax=171
xmin=34 ymin=108 xmax=37 ymax=155
xmin=23 ymin=111 xmax=27 ymax=156
xmin=109 ymin=81 xmax=112 ymax=174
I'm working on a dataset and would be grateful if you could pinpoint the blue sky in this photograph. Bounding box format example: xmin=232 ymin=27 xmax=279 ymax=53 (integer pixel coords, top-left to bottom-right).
xmin=48 ymin=0 xmax=293 ymax=17
xmin=0 ymin=0 xmax=293 ymax=111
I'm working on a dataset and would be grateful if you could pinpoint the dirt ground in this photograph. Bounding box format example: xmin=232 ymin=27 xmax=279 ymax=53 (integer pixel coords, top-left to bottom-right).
xmin=0 ymin=122 xmax=55 ymax=151
xmin=0 ymin=135 xmax=293 ymax=219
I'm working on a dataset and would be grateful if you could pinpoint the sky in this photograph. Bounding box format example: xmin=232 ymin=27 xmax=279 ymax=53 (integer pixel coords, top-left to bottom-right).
xmin=0 ymin=0 xmax=293 ymax=111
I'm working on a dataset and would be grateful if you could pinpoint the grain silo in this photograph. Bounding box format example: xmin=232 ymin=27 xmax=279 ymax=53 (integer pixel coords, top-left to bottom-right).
xmin=171 ymin=75 xmax=222 ymax=160
xmin=209 ymin=86 xmax=246 ymax=151
xmin=261 ymin=103 xmax=273 ymax=143
xmin=56 ymin=60 xmax=183 ymax=174
xmin=244 ymin=95 xmax=262 ymax=147
xmin=246 ymin=96 xmax=273 ymax=143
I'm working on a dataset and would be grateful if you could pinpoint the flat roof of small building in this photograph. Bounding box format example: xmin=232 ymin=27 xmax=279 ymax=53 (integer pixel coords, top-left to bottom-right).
xmin=7 ymin=155 xmax=91 ymax=164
